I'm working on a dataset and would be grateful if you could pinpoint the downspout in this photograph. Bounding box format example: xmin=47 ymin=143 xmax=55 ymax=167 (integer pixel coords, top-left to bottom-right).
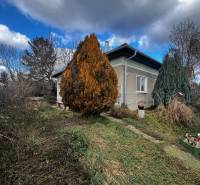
xmin=123 ymin=50 xmax=137 ymax=105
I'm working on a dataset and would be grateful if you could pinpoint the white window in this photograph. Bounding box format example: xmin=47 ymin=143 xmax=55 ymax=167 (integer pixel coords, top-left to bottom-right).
xmin=136 ymin=75 xmax=147 ymax=93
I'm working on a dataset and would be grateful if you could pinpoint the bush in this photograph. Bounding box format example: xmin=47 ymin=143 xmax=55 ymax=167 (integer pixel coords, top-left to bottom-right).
xmin=60 ymin=34 xmax=118 ymax=115
xmin=109 ymin=105 xmax=137 ymax=119
xmin=0 ymin=79 xmax=34 ymax=109
xmin=157 ymin=98 xmax=194 ymax=128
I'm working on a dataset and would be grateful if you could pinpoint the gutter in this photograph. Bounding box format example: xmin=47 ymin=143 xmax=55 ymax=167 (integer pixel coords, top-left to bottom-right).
xmin=123 ymin=50 xmax=137 ymax=105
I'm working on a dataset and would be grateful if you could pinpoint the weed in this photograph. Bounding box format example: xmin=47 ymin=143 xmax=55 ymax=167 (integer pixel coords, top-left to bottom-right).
xmin=66 ymin=129 xmax=89 ymax=158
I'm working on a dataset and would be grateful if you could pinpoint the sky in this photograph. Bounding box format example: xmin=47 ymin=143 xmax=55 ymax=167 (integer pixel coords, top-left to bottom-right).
xmin=0 ymin=0 xmax=200 ymax=63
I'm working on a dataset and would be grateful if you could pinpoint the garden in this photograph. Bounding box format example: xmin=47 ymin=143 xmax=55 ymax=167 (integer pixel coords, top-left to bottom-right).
xmin=1 ymin=32 xmax=200 ymax=185
xmin=1 ymin=103 xmax=200 ymax=185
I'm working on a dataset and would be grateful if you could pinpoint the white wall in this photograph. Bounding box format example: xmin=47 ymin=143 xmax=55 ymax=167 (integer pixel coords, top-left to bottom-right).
xmin=56 ymin=77 xmax=63 ymax=104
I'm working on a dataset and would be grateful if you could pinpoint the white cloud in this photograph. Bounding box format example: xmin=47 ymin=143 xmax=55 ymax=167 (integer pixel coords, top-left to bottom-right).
xmin=6 ymin=0 xmax=200 ymax=51
xmin=0 ymin=24 xmax=29 ymax=49
xmin=51 ymin=32 xmax=86 ymax=48
xmin=100 ymin=35 xmax=136 ymax=49
xmin=138 ymin=35 xmax=150 ymax=49
xmin=51 ymin=32 xmax=71 ymax=47
xmin=0 ymin=65 xmax=8 ymax=73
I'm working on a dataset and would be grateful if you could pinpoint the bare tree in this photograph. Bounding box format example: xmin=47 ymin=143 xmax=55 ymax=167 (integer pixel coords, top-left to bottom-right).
xmin=54 ymin=48 xmax=74 ymax=72
xmin=0 ymin=43 xmax=33 ymax=108
xmin=170 ymin=19 xmax=200 ymax=81
xmin=0 ymin=44 xmax=24 ymax=81
xmin=49 ymin=32 xmax=77 ymax=72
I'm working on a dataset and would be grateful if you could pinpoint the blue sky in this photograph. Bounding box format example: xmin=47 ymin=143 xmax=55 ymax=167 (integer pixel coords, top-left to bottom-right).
xmin=0 ymin=0 xmax=199 ymax=62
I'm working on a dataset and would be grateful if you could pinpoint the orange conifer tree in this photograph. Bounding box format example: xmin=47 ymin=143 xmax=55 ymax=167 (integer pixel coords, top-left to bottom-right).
xmin=60 ymin=34 xmax=118 ymax=115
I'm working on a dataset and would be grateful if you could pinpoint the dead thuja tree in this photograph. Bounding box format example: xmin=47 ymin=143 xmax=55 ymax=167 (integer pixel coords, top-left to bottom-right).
xmin=60 ymin=34 xmax=118 ymax=115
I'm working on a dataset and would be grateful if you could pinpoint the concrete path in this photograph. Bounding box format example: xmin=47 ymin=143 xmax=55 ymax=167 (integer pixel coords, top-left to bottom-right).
xmin=105 ymin=115 xmax=200 ymax=172
xmin=106 ymin=115 xmax=163 ymax=144
xmin=126 ymin=125 xmax=164 ymax=144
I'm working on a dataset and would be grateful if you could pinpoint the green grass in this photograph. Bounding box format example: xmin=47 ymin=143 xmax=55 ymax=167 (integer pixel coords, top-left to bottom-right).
xmin=123 ymin=111 xmax=200 ymax=144
xmin=2 ymin=104 xmax=200 ymax=184
xmin=60 ymin=113 xmax=200 ymax=185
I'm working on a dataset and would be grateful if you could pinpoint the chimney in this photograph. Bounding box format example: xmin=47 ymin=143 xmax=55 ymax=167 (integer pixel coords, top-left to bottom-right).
xmin=105 ymin=40 xmax=110 ymax=52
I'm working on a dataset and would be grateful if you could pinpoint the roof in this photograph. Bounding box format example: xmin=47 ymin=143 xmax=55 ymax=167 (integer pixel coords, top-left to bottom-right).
xmin=106 ymin=43 xmax=161 ymax=70
xmin=52 ymin=70 xmax=64 ymax=78
xmin=52 ymin=43 xmax=161 ymax=78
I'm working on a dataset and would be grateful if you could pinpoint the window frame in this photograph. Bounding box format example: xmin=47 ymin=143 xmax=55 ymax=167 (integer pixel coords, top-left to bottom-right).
xmin=136 ymin=75 xmax=148 ymax=93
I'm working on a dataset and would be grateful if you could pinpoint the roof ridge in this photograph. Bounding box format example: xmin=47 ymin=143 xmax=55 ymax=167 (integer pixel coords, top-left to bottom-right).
xmin=106 ymin=43 xmax=160 ymax=64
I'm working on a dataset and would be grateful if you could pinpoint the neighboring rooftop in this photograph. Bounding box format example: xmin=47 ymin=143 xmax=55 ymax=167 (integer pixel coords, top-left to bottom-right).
xmin=52 ymin=43 xmax=161 ymax=78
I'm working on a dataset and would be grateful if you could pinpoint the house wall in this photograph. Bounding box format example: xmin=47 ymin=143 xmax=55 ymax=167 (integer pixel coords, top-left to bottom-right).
xmin=111 ymin=58 xmax=158 ymax=110
xmin=112 ymin=65 xmax=123 ymax=105
xmin=55 ymin=57 xmax=159 ymax=110
xmin=125 ymin=66 xmax=157 ymax=110
xmin=56 ymin=77 xmax=62 ymax=104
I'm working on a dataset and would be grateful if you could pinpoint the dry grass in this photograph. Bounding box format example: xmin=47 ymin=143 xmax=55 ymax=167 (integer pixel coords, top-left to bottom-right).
xmin=0 ymin=105 xmax=90 ymax=185
xmin=168 ymin=98 xmax=194 ymax=127
xmin=109 ymin=105 xmax=138 ymax=119
xmin=157 ymin=98 xmax=194 ymax=128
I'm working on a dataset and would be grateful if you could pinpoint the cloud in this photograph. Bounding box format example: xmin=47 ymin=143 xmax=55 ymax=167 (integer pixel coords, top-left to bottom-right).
xmin=100 ymin=35 xmax=136 ymax=49
xmin=109 ymin=35 xmax=136 ymax=47
xmin=144 ymin=0 xmax=200 ymax=44
xmin=0 ymin=24 xmax=29 ymax=49
xmin=51 ymin=32 xmax=72 ymax=47
xmin=7 ymin=0 xmax=175 ymax=34
xmin=50 ymin=32 xmax=85 ymax=48
xmin=138 ymin=35 xmax=150 ymax=49
xmin=0 ymin=65 xmax=8 ymax=73
xmin=7 ymin=0 xmax=200 ymax=48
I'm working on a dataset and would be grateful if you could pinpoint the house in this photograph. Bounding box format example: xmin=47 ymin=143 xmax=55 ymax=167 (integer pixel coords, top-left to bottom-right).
xmin=52 ymin=43 xmax=161 ymax=110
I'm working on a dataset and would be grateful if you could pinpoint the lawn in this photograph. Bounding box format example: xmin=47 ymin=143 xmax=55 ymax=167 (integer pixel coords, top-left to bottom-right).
xmin=123 ymin=110 xmax=200 ymax=144
xmin=1 ymin=105 xmax=200 ymax=185
xmin=60 ymin=110 xmax=200 ymax=185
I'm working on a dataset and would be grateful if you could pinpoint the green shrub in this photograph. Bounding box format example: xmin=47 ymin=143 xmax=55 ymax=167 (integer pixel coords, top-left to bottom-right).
xmin=152 ymin=52 xmax=191 ymax=106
